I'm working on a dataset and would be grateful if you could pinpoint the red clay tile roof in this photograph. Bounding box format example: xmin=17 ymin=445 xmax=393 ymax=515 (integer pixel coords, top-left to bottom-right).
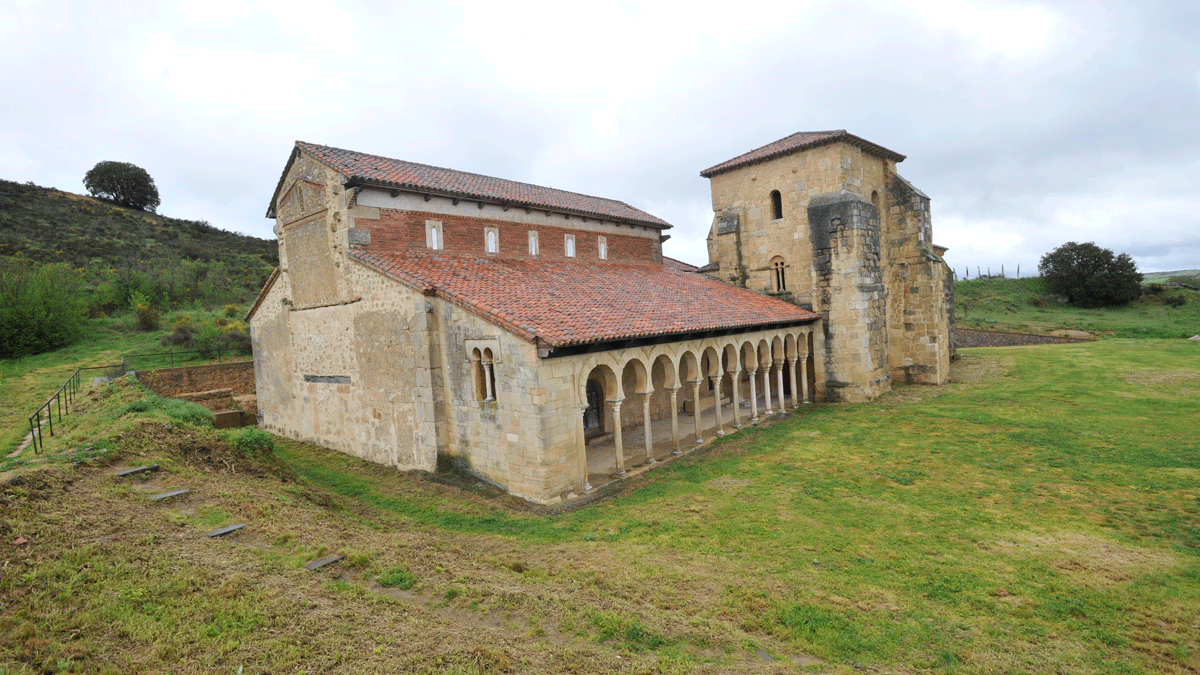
xmin=694 ymin=261 xmax=720 ymax=274
xmin=662 ymin=256 xmax=699 ymax=272
xmin=351 ymin=251 xmax=819 ymax=348
xmin=700 ymin=130 xmax=906 ymax=178
xmin=287 ymin=142 xmax=671 ymax=230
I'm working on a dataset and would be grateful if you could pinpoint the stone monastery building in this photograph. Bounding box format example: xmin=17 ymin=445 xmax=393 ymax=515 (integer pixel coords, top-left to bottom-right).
xmin=247 ymin=131 xmax=954 ymax=504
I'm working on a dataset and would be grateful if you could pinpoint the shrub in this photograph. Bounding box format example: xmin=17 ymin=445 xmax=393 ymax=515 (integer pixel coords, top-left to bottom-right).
xmin=1038 ymin=242 xmax=1143 ymax=307
xmin=223 ymin=304 xmax=239 ymax=318
xmin=129 ymin=291 xmax=160 ymax=331
xmin=83 ymin=161 xmax=160 ymax=212
xmin=0 ymin=260 xmax=90 ymax=358
xmin=159 ymin=325 xmax=196 ymax=348
xmin=1146 ymin=283 xmax=1165 ymax=295
xmin=1164 ymin=295 xmax=1188 ymax=309
xmin=225 ymin=427 xmax=274 ymax=456
xmin=377 ymin=568 xmax=417 ymax=590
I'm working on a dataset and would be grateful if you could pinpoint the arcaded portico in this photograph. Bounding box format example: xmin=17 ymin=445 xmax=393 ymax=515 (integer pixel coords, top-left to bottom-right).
xmin=568 ymin=326 xmax=817 ymax=488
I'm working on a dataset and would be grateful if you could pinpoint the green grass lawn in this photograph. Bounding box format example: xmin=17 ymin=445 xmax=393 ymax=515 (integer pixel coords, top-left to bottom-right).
xmin=956 ymin=277 xmax=1200 ymax=339
xmin=6 ymin=339 xmax=1194 ymax=673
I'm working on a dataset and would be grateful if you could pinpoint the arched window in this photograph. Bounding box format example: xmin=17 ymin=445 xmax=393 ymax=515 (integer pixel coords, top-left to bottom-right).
xmin=564 ymin=233 xmax=576 ymax=258
xmin=771 ymin=256 xmax=787 ymax=293
xmin=528 ymin=230 xmax=539 ymax=256
xmin=770 ymin=190 xmax=783 ymax=220
xmin=481 ymin=348 xmax=496 ymax=402
xmin=471 ymin=349 xmax=486 ymax=400
xmin=485 ymin=228 xmax=498 ymax=254
xmin=597 ymin=236 xmax=607 ymax=260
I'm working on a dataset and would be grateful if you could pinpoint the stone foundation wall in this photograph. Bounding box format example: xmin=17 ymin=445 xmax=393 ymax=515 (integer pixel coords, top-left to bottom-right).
xmin=136 ymin=361 xmax=255 ymax=398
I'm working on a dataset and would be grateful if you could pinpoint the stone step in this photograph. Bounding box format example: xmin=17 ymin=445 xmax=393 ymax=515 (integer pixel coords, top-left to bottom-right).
xmin=205 ymin=523 xmax=247 ymax=538
xmin=116 ymin=465 xmax=159 ymax=477
xmin=303 ymin=554 xmax=346 ymax=571
xmin=150 ymin=489 xmax=189 ymax=501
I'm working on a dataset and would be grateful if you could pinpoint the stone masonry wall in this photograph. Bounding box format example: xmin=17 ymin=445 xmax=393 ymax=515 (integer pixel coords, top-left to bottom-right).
xmin=807 ymin=191 xmax=890 ymax=401
xmin=136 ymin=361 xmax=255 ymax=398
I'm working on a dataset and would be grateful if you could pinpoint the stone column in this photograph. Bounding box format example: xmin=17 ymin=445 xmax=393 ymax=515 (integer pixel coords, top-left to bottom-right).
xmin=761 ymin=364 xmax=773 ymax=416
xmin=775 ymin=360 xmax=786 ymax=411
xmin=576 ymin=406 xmax=591 ymax=491
xmin=668 ymin=386 xmax=681 ymax=455
xmin=691 ymin=379 xmax=704 ymax=444
xmin=787 ymin=358 xmax=799 ymax=409
xmin=747 ymin=369 xmax=759 ymax=422
xmin=711 ymin=373 xmax=725 ymax=437
xmin=800 ymin=355 xmax=810 ymax=404
xmin=641 ymin=392 xmax=655 ymax=464
xmin=482 ymin=360 xmax=495 ymax=401
xmin=731 ymin=368 xmax=743 ymax=429
xmin=611 ymin=400 xmax=626 ymax=476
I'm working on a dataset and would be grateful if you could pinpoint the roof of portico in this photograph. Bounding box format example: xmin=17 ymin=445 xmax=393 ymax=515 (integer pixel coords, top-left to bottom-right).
xmin=350 ymin=251 xmax=820 ymax=350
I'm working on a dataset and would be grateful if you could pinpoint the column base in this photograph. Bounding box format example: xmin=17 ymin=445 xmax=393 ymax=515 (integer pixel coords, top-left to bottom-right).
xmin=611 ymin=470 xmax=628 ymax=479
xmin=716 ymin=430 xmax=726 ymax=437
xmin=647 ymin=458 xmax=657 ymax=464
xmin=693 ymin=438 xmax=704 ymax=445
xmin=733 ymin=423 xmax=744 ymax=429
xmin=671 ymin=449 xmax=683 ymax=456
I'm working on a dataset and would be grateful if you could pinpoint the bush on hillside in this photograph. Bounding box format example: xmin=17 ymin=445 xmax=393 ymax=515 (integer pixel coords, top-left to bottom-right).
xmin=83 ymin=161 xmax=161 ymax=212
xmin=1038 ymin=242 xmax=1143 ymax=308
xmin=0 ymin=260 xmax=89 ymax=358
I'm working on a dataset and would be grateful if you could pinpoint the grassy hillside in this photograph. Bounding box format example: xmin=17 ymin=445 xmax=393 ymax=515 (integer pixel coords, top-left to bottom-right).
xmin=0 ymin=178 xmax=276 ymax=310
xmin=956 ymin=276 xmax=1200 ymax=339
xmin=3 ymin=341 xmax=1198 ymax=673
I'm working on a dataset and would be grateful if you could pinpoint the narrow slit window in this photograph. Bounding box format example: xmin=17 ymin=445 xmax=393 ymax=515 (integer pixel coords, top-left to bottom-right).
xmin=770 ymin=190 xmax=783 ymax=220
xmin=426 ymin=219 xmax=443 ymax=250
xmin=528 ymin=230 xmax=539 ymax=256
xmin=771 ymin=256 xmax=787 ymax=292
xmin=485 ymin=227 xmax=498 ymax=254
xmin=564 ymin=233 xmax=575 ymax=258
xmin=597 ymin=236 xmax=607 ymax=260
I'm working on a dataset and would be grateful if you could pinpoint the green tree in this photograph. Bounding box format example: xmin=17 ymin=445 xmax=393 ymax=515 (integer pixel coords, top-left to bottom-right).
xmin=1038 ymin=242 xmax=1143 ymax=307
xmin=83 ymin=161 xmax=161 ymax=212
xmin=0 ymin=260 xmax=90 ymax=358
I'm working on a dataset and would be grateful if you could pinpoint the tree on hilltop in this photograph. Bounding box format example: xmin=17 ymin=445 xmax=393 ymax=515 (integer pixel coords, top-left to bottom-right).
xmin=1038 ymin=241 xmax=1143 ymax=307
xmin=83 ymin=161 xmax=161 ymax=212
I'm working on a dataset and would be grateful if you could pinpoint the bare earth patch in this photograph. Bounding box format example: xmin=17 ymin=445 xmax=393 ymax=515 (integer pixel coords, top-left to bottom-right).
xmin=1122 ymin=370 xmax=1200 ymax=386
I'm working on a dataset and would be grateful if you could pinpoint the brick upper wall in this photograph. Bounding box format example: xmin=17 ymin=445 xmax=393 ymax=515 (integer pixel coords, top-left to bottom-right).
xmin=359 ymin=209 xmax=660 ymax=265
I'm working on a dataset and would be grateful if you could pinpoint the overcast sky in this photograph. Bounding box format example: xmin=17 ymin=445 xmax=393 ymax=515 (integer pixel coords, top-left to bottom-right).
xmin=3 ymin=0 xmax=1198 ymax=275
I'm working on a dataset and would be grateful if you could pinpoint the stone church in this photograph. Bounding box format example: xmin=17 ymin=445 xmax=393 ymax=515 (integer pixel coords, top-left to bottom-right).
xmin=247 ymin=131 xmax=952 ymax=504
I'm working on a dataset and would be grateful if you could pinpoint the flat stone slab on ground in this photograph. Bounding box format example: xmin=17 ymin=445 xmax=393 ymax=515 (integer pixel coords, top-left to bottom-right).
xmin=116 ymin=465 xmax=159 ymax=477
xmin=303 ymin=554 xmax=346 ymax=571
xmin=205 ymin=523 xmax=247 ymax=538
xmin=150 ymin=489 xmax=189 ymax=501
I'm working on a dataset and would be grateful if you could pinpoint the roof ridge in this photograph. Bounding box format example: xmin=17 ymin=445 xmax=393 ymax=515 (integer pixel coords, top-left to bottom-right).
xmin=295 ymin=141 xmax=666 ymax=226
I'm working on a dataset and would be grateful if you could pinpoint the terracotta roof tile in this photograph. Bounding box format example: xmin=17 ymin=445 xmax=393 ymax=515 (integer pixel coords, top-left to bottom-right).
xmin=296 ymin=142 xmax=671 ymax=229
xmin=700 ymin=130 xmax=906 ymax=177
xmin=352 ymin=251 xmax=819 ymax=348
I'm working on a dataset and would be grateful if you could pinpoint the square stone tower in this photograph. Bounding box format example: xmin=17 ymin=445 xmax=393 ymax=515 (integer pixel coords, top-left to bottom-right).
xmin=701 ymin=130 xmax=954 ymax=402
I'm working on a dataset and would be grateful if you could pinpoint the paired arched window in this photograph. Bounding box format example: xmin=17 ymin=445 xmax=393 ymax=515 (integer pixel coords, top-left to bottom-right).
xmin=770 ymin=190 xmax=783 ymax=220
xmin=471 ymin=348 xmax=497 ymax=402
xmin=771 ymin=256 xmax=787 ymax=293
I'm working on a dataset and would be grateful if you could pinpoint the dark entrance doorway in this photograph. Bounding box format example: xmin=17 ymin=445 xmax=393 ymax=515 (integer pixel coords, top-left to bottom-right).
xmin=584 ymin=381 xmax=603 ymax=432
